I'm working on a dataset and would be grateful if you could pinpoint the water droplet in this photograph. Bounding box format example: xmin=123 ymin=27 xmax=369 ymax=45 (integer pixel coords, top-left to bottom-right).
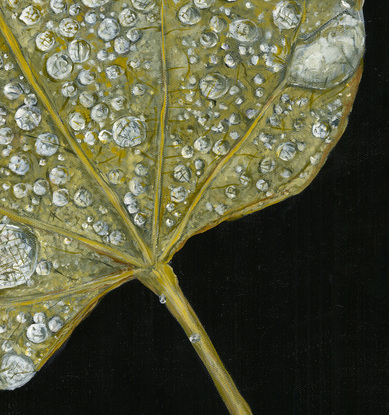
xmin=33 ymin=179 xmax=49 ymax=196
xmin=159 ymin=294 xmax=166 ymax=304
xmin=114 ymin=37 xmax=131 ymax=54
xmin=98 ymin=18 xmax=120 ymax=42
xmin=194 ymin=0 xmax=214 ymax=9
xmin=36 ymin=260 xmax=52 ymax=276
xmin=256 ymin=179 xmax=269 ymax=192
xmin=19 ymin=6 xmax=41 ymax=26
xmin=134 ymin=163 xmax=148 ymax=177
xmin=259 ymin=157 xmax=276 ymax=174
xmin=15 ymin=105 xmax=41 ymax=131
xmin=33 ymin=312 xmax=46 ymax=324
xmin=229 ymin=19 xmax=259 ymax=42
xmin=312 ymin=122 xmax=331 ymax=139
xmin=124 ymin=192 xmax=140 ymax=214
xmin=46 ymin=53 xmax=73 ymax=80
xmin=48 ymin=316 xmax=63 ymax=332
xmin=225 ymin=185 xmax=238 ymax=199
xmin=0 ymin=353 xmax=35 ymax=390
xmin=200 ymin=31 xmax=218 ymax=48
xmin=81 ymin=0 xmax=109 ymax=7
xmin=74 ymin=188 xmax=93 ymax=208
xmin=112 ymin=116 xmax=146 ymax=148
xmin=13 ymin=183 xmax=28 ymax=198
xmin=194 ymin=136 xmax=212 ymax=153
xmin=209 ymin=15 xmax=227 ymax=33
xmin=36 ymin=31 xmax=55 ymax=52
xmin=69 ymin=112 xmax=86 ymax=131
xmin=119 ymin=8 xmax=138 ymax=27
xmin=35 ymin=133 xmax=59 ymax=157
xmin=181 ymin=145 xmax=194 ymax=159
xmin=61 ymin=82 xmax=77 ymax=98
xmin=0 ymin=224 xmax=37 ymax=289
xmin=189 ymin=333 xmax=201 ymax=343
xmin=52 ymin=189 xmax=69 ymax=207
xmin=127 ymin=28 xmax=142 ymax=43
xmin=133 ymin=212 xmax=146 ymax=227
xmin=129 ymin=177 xmax=147 ymax=196
xmin=59 ymin=18 xmax=80 ymax=38
xmin=26 ymin=323 xmax=49 ymax=343
xmin=4 ymin=83 xmax=24 ymax=100
xmin=212 ymin=139 xmax=230 ymax=156
xmin=0 ymin=128 xmax=14 ymax=145
xmin=170 ymin=186 xmax=188 ymax=203
xmin=178 ymin=4 xmax=201 ymax=25
xmin=109 ymin=230 xmax=125 ymax=246
xmin=93 ymin=220 xmax=109 ymax=236
xmin=131 ymin=0 xmax=155 ymax=12
xmin=68 ymin=40 xmax=91 ymax=63
xmin=276 ymin=142 xmax=296 ymax=161
xmin=49 ymin=166 xmax=69 ymax=185
xmin=273 ymin=1 xmax=301 ymax=30
xmin=91 ymin=104 xmax=109 ymax=122
xmin=8 ymin=154 xmax=30 ymax=176
xmin=200 ymin=73 xmax=229 ymax=100
xmin=108 ymin=168 xmax=125 ymax=185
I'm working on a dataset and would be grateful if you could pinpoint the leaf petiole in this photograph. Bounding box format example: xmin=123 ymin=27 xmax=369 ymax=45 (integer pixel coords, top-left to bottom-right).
xmin=139 ymin=263 xmax=253 ymax=415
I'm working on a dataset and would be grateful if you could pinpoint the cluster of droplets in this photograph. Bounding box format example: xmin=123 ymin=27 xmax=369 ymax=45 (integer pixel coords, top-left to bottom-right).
xmin=158 ymin=1 xmax=305 ymax=230
xmin=201 ymin=88 xmax=345 ymax=222
xmin=0 ymin=297 xmax=81 ymax=390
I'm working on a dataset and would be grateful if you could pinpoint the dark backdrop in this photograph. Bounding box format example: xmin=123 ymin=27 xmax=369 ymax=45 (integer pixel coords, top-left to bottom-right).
xmin=1 ymin=1 xmax=388 ymax=414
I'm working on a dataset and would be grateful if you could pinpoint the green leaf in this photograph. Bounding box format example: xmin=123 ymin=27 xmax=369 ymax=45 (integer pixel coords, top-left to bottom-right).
xmin=0 ymin=0 xmax=364 ymax=412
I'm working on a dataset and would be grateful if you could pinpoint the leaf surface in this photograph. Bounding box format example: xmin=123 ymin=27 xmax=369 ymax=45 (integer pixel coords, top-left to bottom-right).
xmin=0 ymin=0 xmax=364 ymax=409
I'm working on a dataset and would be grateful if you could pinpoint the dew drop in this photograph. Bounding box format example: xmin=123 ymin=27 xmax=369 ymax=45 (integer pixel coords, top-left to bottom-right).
xmin=178 ymin=4 xmax=201 ymax=26
xmin=229 ymin=19 xmax=260 ymax=42
xmin=48 ymin=316 xmax=63 ymax=332
xmin=0 ymin=224 xmax=38 ymax=289
xmin=15 ymin=106 xmax=41 ymax=131
xmin=35 ymin=133 xmax=59 ymax=157
xmin=200 ymin=73 xmax=229 ymax=100
xmin=0 ymin=128 xmax=14 ymax=145
xmin=52 ymin=189 xmax=69 ymax=207
xmin=112 ymin=117 xmax=146 ymax=148
xmin=0 ymin=353 xmax=35 ymax=390
xmin=46 ymin=53 xmax=73 ymax=80
xmin=74 ymin=188 xmax=93 ymax=208
xmin=8 ymin=155 xmax=30 ymax=176
xmin=68 ymin=40 xmax=91 ymax=63
xmin=312 ymin=122 xmax=331 ymax=139
xmin=26 ymin=323 xmax=49 ymax=344
xmin=189 ymin=333 xmax=201 ymax=344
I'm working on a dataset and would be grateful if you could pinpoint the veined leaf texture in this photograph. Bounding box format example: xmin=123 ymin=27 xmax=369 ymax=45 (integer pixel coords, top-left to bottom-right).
xmin=0 ymin=0 xmax=365 ymax=413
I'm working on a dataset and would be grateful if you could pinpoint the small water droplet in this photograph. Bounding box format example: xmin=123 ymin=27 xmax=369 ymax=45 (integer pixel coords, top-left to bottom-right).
xmin=189 ymin=333 xmax=201 ymax=344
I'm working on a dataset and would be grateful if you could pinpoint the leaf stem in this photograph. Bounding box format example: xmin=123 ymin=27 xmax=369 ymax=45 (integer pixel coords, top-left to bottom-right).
xmin=139 ymin=263 xmax=253 ymax=415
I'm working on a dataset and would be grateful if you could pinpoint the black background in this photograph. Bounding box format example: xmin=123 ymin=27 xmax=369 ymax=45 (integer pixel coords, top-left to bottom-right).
xmin=1 ymin=1 xmax=388 ymax=414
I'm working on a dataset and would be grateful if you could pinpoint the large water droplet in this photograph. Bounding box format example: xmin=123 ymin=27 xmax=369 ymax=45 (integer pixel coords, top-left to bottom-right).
xmin=178 ymin=4 xmax=201 ymax=26
xmin=0 ymin=353 xmax=35 ymax=390
xmin=0 ymin=224 xmax=38 ymax=289
xmin=199 ymin=73 xmax=229 ymax=100
xmin=46 ymin=53 xmax=73 ymax=80
xmin=273 ymin=1 xmax=301 ymax=30
xmin=35 ymin=133 xmax=59 ymax=157
xmin=229 ymin=19 xmax=260 ymax=43
xmin=26 ymin=323 xmax=49 ymax=344
xmin=112 ymin=116 xmax=146 ymax=148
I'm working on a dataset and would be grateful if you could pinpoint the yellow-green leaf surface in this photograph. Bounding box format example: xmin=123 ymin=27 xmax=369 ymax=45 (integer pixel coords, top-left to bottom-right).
xmin=0 ymin=0 xmax=364 ymax=412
